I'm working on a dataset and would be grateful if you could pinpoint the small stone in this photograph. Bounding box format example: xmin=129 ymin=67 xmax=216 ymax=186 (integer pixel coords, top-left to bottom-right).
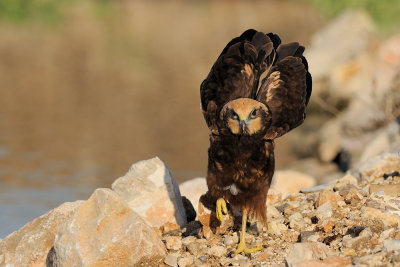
xmin=162 ymin=222 xmax=181 ymax=234
xmin=177 ymin=255 xmax=194 ymax=267
xmin=224 ymin=234 xmax=239 ymax=246
xmin=187 ymin=241 xmax=207 ymax=256
xmin=343 ymin=248 xmax=356 ymax=257
xmin=181 ymin=236 xmax=196 ymax=247
xmin=322 ymin=220 xmax=335 ymax=233
xmin=285 ymin=242 xmax=330 ymax=266
xmin=256 ymin=252 xmax=272 ymax=261
xmin=267 ymin=221 xmax=287 ymax=235
xmin=165 ymin=236 xmax=182 ymax=251
xmin=370 ymin=184 xmax=400 ymax=196
xmin=289 ymin=212 xmax=305 ymax=230
xmin=207 ymin=245 xmax=227 ymax=257
xmin=316 ymin=190 xmax=344 ymax=208
xmin=293 ymin=256 xmax=352 ymax=267
xmin=315 ymin=202 xmax=333 ymax=221
xmin=361 ymin=206 xmax=399 ymax=230
xmin=164 ymin=253 xmax=179 ymax=267
xmin=383 ymin=240 xmax=400 ymax=251
xmin=342 ymin=228 xmax=372 ymax=250
xmin=299 ymin=231 xmax=317 ymax=243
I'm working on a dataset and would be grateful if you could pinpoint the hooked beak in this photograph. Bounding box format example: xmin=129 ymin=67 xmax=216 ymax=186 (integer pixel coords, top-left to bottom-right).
xmin=239 ymin=120 xmax=246 ymax=132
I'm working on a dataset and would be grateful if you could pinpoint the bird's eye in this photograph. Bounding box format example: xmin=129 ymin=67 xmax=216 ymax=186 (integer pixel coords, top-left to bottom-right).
xmin=232 ymin=113 xmax=239 ymax=120
xmin=250 ymin=109 xmax=257 ymax=118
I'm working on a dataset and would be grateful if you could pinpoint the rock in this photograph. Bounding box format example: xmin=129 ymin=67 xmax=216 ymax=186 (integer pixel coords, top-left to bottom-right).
xmin=177 ymin=255 xmax=194 ymax=267
xmin=112 ymin=157 xmax=187 ymax=227
xmin=164 ymin=253 xmax=179 ymax=267
xmin=333 ymin=173 xmax=358 ymax=190
xmin=162 ymin=222 xmax=180 ymax=234
xmin=289 ymin=212 xmax=304 ymax=231
xmin=179 ymin=177 xmax=208 ymax=215
xmin=271 ymin=170 xmax=316 ymax=197
xmin=0 ymin=201 xmax=82 ymax=267
xmin=187 ymin=241 xmax=208 ymax=256
xmin=369 ymin=184 xmax=400 ymax=196
xmin=292 ymin=256 xmax=352 ymax=267
xmin=285 ymin=242 xmax=330 ymax=267
xmin=223 ymin=234 xmax=239 ymax=246
xmin=165 ymin=236 xmax=182 ymax=251
xmin=383 ymin=240 xmax=400 ymax=252
xmin=361 ymin=206 xmax=399 ymax=230
xmin=52 ymin=188 xmax=166 ymax=266
xmin=316 ymin=190 xmax=344 ymax=208
xmin=353 ymin=152 xmax=400 ymax=183
xmin=299 ymin=231 xmax=320 ymax=243
xmin=207 ymin=245 xmax=227 ymax=257
xmin=342 ymin=228 xmax=373 ymax=250
xmin=315 ymin=202 xmax=333 ymax=221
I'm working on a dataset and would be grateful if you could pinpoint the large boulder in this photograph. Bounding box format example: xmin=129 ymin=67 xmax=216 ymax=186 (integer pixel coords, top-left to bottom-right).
xmin=0 ymin=201 xmax=83 ymax=267
xmin=112 ymin=157 xmax=187 ymax=227
xmin=51 ymin=188 xmax=166 ymax=267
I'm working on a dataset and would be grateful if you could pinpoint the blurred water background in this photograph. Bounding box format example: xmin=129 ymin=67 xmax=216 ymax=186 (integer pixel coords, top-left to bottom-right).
xmin=0 ymin=0 xmax=399 ymax=238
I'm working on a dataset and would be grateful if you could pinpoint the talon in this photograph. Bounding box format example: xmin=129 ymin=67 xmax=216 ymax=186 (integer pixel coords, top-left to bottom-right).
xmin=216 ymin=198 xmax=228 ymax=221
xmin=231 ymin=209 xmax=263 ymax=257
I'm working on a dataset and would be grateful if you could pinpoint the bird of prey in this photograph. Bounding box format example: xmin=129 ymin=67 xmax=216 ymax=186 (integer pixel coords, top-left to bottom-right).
xmin=200 ymin=29 xmax=311 ymax=256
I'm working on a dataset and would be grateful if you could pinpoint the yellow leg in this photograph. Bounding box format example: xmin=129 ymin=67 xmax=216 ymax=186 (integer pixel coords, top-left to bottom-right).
xmin=216 ymin=198 xmax=228 ymax=221
xmin=231 ymin=210 xmax=263 ymax=257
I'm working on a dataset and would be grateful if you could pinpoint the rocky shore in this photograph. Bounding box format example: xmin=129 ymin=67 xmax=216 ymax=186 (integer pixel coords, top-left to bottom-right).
xmin=0 ymin=152 xmax=399 ymax=267
xmin=1 ymin=10 xmax=400 ymax=267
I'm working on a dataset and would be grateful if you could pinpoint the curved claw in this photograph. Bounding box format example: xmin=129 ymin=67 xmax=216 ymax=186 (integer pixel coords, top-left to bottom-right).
xmin=216 ymin=198 xmax=228 ymax=221
xmin=231 ymin=242 xmax=263 ymax=257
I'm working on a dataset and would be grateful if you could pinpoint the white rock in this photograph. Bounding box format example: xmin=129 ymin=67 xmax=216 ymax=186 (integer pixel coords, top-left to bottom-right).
xmin=112 ymin=157 xmax=187 ymax=227
xmin=179 ymin=177 xmax=208 ymax=215
xmin=0 ymin=201 xmax=83 ymax=267
xmin=53 ymin=188 xmax=166 ymax=266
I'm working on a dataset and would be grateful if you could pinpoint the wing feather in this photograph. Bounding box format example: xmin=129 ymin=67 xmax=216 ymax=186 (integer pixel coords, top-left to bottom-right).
xmin=257 ymin=44 xmax=312 ymax=139
xmin=200 ymin=30 xmax=277 ymax=134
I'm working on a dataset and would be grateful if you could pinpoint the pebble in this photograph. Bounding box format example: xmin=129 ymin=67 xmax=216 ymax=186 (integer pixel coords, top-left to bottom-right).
xmin=223 ymin=234 xmax=239 ymax=246
xmin=165 ymin=236 xmax=183 ymax=251
xmin=315 ymin=202 xmax=333 ymax=221
xmin=207 ymin=245 xmax=227 ymax=257
xmin=164 ymin=253 xmax=179 ymax=267
xmin=177 ymin=255 xmax=194 ymax=267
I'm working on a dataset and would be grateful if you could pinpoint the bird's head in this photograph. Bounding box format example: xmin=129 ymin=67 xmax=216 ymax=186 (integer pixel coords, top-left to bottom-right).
xmin=220 ymin=98 xmax=270 ymax=135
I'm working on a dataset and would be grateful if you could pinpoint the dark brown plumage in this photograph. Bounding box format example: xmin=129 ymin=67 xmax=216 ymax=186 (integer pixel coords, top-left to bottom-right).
xmin=200 ymin=29 xmax=311 ymax=256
